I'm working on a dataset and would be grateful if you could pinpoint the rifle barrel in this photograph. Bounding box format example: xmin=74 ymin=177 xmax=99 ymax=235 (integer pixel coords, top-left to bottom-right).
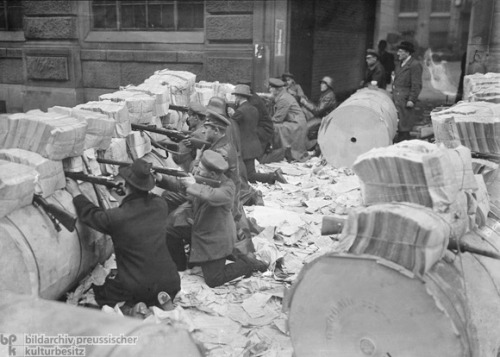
xmin=96 ymin=158 xmax=188 ymax=177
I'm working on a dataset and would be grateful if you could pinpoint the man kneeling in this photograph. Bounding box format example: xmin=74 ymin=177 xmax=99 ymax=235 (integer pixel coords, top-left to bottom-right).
xmin=66 ymin=159 xmax=180 ymax=317
xmin=180 ymin=150 xmax=267 ymax=287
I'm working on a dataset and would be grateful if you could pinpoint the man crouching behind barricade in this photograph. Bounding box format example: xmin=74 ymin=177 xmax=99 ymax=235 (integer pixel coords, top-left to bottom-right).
xmin=168 ymin=150 xmax=268 ymax=288
xmin=65 ymin=159 xmax=180 ymax=318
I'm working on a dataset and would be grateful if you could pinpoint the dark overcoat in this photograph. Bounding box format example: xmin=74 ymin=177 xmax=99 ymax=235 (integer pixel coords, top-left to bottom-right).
xmin=249 ymin=93 xmax=274 ymax=150
xmin=232 ymin=100 xmax=263 ymax=160
xmin=393 ymin=56 xmax=423 ymax=132
xmin=73 ymin=192 xmax=180 ymax=306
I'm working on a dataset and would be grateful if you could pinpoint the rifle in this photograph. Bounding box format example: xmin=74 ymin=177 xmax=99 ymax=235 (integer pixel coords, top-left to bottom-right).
xmin=65 ymin=171 xmax=126 ymax=196
xmin=168 ymin=104 xmax=189 ymax=113
xmin=448 ymin=239 xmax=500 ymax=260
xmin=96 ymin=158 xmax=189 ymax=178
xmin=33 ymin=194 xmax=77 ymax=232
xmin=194 ymin=175 xmax=221 ymax=188
xmin=131 ymin=123 xmax=210 ymax=149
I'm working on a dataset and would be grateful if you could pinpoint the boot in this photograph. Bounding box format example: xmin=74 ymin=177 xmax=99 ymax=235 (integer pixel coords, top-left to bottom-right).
xmin=157 ymin=291 xmax=175 ymax=311
xmin=239 ymin=254 xmax=268 ymax=273
xmin=274 ymin=169 xmax=288 ymax=184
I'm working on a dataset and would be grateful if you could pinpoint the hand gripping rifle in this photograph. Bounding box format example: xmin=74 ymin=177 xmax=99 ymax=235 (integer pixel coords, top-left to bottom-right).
xmin=65 ymin=171 xmax=126 ymax=196
xmin=96 ymin=158 xmax=189 ymax=178
xmin=131 ymin=123 xmax=210 ymax=150
xmin=33 ymin=195 xmax=77 ymax=232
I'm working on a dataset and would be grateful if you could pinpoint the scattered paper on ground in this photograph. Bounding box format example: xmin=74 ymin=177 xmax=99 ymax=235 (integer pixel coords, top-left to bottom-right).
xmin=67 ymin=157 xmax=359 ymax=356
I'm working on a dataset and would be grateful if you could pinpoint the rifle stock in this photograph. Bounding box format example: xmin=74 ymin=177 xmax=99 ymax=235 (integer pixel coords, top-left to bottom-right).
xmin=96 ymin=158 xmax=189 ymax=177
xmin=194 ymin=175 xmax=221 ymax=188
xmin=33 ymin=194 xmax=77 ymax=232
xmin=168 ymin=104 xmax=189 ymax=112
xmin=65 ymin=171 xmax=126 ymax=196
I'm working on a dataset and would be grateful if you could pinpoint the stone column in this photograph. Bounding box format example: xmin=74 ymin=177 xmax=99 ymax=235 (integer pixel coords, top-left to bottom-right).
xmin=22 ymin=0 xmax=82 ymax=111
xmin=415 ymin=0 xmax=432 ymax=50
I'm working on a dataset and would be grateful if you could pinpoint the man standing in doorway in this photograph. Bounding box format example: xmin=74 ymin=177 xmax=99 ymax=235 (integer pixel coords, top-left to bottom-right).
xmin=392 ymin=41 xmax=422 ymax=142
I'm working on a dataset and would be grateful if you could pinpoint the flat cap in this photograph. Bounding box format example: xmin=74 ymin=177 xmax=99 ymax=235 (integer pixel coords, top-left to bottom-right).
xmin=269 ymin=78 xmax=285 ymax=88
xmin=201 ymin=150 xmax=228 ymax=173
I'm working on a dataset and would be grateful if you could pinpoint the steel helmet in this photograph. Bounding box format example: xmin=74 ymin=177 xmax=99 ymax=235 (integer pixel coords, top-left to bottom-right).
xmin=320 ymin=76 xmax=334 ymax=89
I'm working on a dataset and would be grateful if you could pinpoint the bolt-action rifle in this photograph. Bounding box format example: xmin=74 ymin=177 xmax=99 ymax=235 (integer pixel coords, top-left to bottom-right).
xmin=65 ymin=171 xmax=126 ymax=196
xmin=33 ymin=194 xmax=77 ymax=232
xmin=96 ymin=158 xmax=189 ymax=178
xmin=194 ymin=175 xmax=221 ymax=188
xmin=131 ymin=123 xmax=210 ymax=149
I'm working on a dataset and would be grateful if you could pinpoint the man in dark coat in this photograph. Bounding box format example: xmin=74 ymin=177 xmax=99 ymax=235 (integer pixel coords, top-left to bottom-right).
xmin=237 ymin=80 xmax=274 ymax=155
xmin=232 ymin=84 xmax=287 ymax=184
xmin=392 ymin=41 xmax=423 ymax=142
xmin=360 ymin=49 xmax=387 ymax=89
xmin=378 ymin=40 xmax=395 ymax=85
xmin=65 ymin=159 xmax=181 ymax=317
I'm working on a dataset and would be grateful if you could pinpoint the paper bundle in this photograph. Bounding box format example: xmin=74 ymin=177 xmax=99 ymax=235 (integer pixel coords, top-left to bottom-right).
xmin=339 ymin=202 xmax=451 ymax=277
xmin=125 ymin=83 xmax=171 ymax=117
xmin=100 ymin=138 xmax=129 ymax=176
xmin=76 ymin=100 xmax=130 ymax=138
xmin=0 ymin=160 xmax=37 ymax=218
xmin=0 ymin=112 xmax=87 ymax=160
xmin=145 ymin=69 xmax=196 ymax=106
xmin=353 ymin=141 xmax=474 ymax=212
xmin=463 ymin=72 xmax=500 ymax=103
xmin=126 ymin=131 xmax=152 ymax=160
xmin=0 ymin=148 xmax=65 ymax=197
xmin=49 ymin=106 xmax=115 ymax=150
xmin=99 ymin=90 xmax=155 ymax=125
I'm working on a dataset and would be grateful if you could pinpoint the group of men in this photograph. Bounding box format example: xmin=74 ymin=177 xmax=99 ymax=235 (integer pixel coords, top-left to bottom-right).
xmin=360 ymin=40 xmax=423 ymax=142
xmin=65 ymin=78 xmax=318 ymax=318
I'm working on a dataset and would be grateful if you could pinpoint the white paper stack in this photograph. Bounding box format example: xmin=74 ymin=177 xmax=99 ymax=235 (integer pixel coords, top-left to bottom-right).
xmin=353 ymin=140 xmax=475 ymax=212
xmin=0 ymin=112 xmax=87 ymax=160
xmin=0 ymin=159 xmax=37 ymax=218
xmin=217 ymin=83 xmax=236 ymax=103
xmin=49 ymin=106 xmax=115 ymax=150
xmin=126 ymin=131 xmax=151 ymax=160
xmin=463 ymin=72 xmax=500 ymax=103
xmin=0 ymin=148 xmax=65 ymax=198
xmin=100 ymin=138 xmax=129 ymax=176
xmin=76 ymin=100 xmax=130 ymax=138
xmin=99 ymin=90 xmax=155 ymax=125
xmin=125 ymin=83 xmax=171 ymax=117
xmin=192 ymin=81 xmax=218 ymax=105
xmin=62 ymin=156 xmax=84 ymax=173
xmin=431 ymin=101 xmax=500 ymax=154
xmin=145 ymin=69 xmax=196 ymax=106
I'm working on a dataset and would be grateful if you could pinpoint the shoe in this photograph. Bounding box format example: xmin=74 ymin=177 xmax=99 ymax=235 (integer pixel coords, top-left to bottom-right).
xmin=122 ymin=302 xmax=152 ymax=319
xmin=254 ymin=190 xmax=264 ymax=206
xmin=274 ymin=169 xmax=288 ymax=184
xmin=239 ymin=254 xmax=268 ymax=273
xmin=157 ymin=291 xmax=175 ymax=311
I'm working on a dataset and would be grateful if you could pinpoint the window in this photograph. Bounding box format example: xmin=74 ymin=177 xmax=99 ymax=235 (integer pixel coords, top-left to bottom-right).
xmin=399 ymin=0 xmax=419 ymax=13
xmin=91 ymin=0 xmax=204 ymax=31
xmin=432 ymin=0 xmax=451 ymax=13
xmin=0 ymin=0 xmax=23 ymax=31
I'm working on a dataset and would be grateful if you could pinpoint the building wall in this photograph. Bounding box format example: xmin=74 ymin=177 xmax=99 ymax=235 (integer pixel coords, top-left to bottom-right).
xmin=0 ymin=0 xmax=256 ymax=112
xmin=309 ymin=0 xmax=376 ymax=101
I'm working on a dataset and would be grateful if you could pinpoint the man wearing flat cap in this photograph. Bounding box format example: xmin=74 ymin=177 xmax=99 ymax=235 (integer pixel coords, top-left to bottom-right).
xmin=392 ymin=40 xmax=423 ymax=142
xmin=282 ymin=72 xmax=306 ymax=103
xmin=232 ymin=84 xmax=288 ymax=184
xmin=360 ymin=49 xmax=386 ymax=89
xmin=66 ymin=159 xmax=181 ymax=317
xmin=268 ymin=77 xmax=308 ymax=162
xmin=173 ymin=101 xmax=207 ymax=172
xmin=175 ymin=150 xmax=267 ymax=287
